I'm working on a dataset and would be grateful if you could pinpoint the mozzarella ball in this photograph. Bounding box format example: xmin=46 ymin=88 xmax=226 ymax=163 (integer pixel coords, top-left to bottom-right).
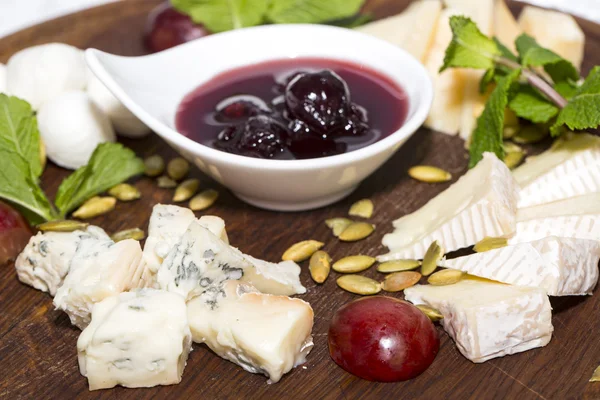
xmin=87 ymin=75 xmax=151 ymax=138
xmin=0 ymin=63 xmax=6 ymax=93
xmin=38 ymin=91 xmax=115 ymax=170
xmin=7 ymin=43 xmax=88 ymax=109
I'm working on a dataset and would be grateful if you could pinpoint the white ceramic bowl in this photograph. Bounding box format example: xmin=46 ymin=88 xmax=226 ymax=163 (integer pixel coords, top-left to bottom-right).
xmin=86 ymin=24 xmax=432 ymax=211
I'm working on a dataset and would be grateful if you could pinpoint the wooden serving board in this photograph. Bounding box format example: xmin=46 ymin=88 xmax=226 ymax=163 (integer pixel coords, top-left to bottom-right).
xmin=1 ymin=1 xmax=600 ymax=399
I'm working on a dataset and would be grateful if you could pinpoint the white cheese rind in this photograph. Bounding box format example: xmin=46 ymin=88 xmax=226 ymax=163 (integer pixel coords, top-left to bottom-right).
xmin=444 ymin=236 xmax=600 ymax=296
xmin=77 ymin=289 xmax=192 ymax=391
xmin=380 ymin=153 xmax=519 ymax=261
xmin=15 ymin=226 xmax=110 ymax=295
xmin=53 ymin=238 xmax=152 ymax=329
xmin=404 ymin=279 xmax=553 ymax=363
xmin=187 ymin=281 xmax=314 ymax=383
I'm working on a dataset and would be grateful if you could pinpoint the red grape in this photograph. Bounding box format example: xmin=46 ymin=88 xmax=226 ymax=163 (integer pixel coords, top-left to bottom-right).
xmin=328 ymin=296 xmax=439 ymax=382
xmin=0 ymin=201 xmax=32 ymax=265
xmin=144 ymin=2 xmax=210 ymax=53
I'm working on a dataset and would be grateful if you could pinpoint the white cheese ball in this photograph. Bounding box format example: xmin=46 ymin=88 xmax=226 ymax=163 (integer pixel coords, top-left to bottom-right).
xmin=6 ymin=43 xmax=88 ymax=110
xmin=87 ymin=75 xmax=151 ymax=138
xmin=0 ymin=63 xmax=6 ymax=93
xmin=37 ymin=91 xmax=115 ymax=169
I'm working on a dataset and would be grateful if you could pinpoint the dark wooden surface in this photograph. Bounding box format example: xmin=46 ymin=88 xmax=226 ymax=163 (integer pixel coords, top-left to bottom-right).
xmin=1 ymin=1 xmax=600 ymax=399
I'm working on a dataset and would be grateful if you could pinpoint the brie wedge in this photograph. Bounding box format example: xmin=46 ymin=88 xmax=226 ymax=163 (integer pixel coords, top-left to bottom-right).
xmin=77 ymin=289 xmax=192 ymax=390
xmin=444 ymin=236 xmax=600 ymax=296
xmin=404 ymin=278 xmax=553 ymax=363
xmin=380 ymin=153 xmax=519 ymax=261
xmin=187 ymin=280 xmax=314 ymax=383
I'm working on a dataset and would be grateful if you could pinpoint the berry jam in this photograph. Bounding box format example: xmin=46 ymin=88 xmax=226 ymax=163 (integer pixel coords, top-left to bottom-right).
xmin=176 ymin=58 xmax=409 ymax=160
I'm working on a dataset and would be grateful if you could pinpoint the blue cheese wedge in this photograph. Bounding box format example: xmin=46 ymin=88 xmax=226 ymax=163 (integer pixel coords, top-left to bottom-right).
xmin=514 ymin=133 xmax=600 ymax=208
xmin=405 ymin=278 xmax=553 ymax=363
xmin=77 ymin=289 xmax=192 ymax=390
xmin=53 ymin=238 xmax=153 ymax=329
xmin=380 ymin=153 xmax=519 ymax=261
xmin=187 ymin=280 xmax=314 ymax=383
xmin=15 ymin=226 xmax=110 ymax=295
xmin=444 ymin=236 xmax=600 ymax=296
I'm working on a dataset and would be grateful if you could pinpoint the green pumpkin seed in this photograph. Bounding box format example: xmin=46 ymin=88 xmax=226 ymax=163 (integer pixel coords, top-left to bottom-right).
xmin=408 ymin=166 xmax=452 ymax=183
xmin=421 ymin=241 xmax=444 ymax=276
xmin=144 ymin=155 xmax=165 ymax=177
xmin=338 ymin=222 xmax=375 ymax=242
xmin=39 ymin=137 xmax=47 ymax=171
xmin=377 ymin=259 xmax=421 ymax=273
xmin=108 ymin=183 xmax=141 ymax=202
xmin=513 ymin=125 xmax=547 ymax=144
xmin=325 ymin=218 xmax=353 ymax=237
xmin=416 ymin=304 xmax=444 ymax=322
xmin=167 ymin=157 xmax=190 ymax=181
xmin=72 ymin=197 xmax=116 ymax=219
xmin=189 ymin=189 xmax=219 ymax=211
xmin=502 ymin=125 xmax=519 ymax=139
xmin=336 ymin=275 xmax=381 ymax=295
xmin=504 ymin=150 xmax=525 ymax=169
xmin=590 ymin=366 xmax=600 ymax=382
xmin=157 ymin=175 xmax=177 ymax=188
xmin=474 ymin=236 xmax=509 ymax=253
xmin=173 ymin=179 xmax=199 ymax=202
xmin=332 ymin=255 xmax=376 ymax=273
xmin=282 ymin=240 xmax=324 ymax=262
xmin=503 ymin=141 xmax=523 ymax=153
xmin=348 ymin=199 xmax=374 ymax=218
xmin=428 ymin=269 xmax=464 ymax=286
xmin=111 ymin=228 xmax=145 ymax=242
xmin=309 ymin=250 xmax=331 ymax=284
xmin=38 ymin=220 xmax=89 ymax=233
xmin=381 ymin=271 xmax=421 ymax=292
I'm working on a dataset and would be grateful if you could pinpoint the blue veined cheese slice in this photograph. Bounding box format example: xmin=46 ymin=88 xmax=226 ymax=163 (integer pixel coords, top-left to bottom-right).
xmin=77 ymin=289 xmax=192 ymax=390
xmin=380 ymin=153 xmax=519 ymax=261
xmin=53 ymin=237 xmax=153 ymax=329
xmin=514 ymin=133 xmax=600 ymax=208
xmin=15 ymin=226 xmax=109 ymax=295
xmin=404 ymin=278 xmax=553 ymax=363
xmin=187 ymin=280 xmax=314 ymax=384
xmin=157 ymin=221 xmax=305 ymax=301
xmin=444 ymin=236 xmax=600 ymax=296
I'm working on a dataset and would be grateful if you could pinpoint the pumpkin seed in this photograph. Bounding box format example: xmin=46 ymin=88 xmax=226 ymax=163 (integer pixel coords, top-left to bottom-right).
xmin=173 ymin=179 xmax=199 ymax=202
xmin=416 ymin=305 xmax=444 ymax=322
xmin=590 ymin=366 xmax=600 ymax=382
xmin=336 ymin=275 xmax=381 ymax=295
xmin=325 ymin=218 xmax=353 ymax=237
xmin=157 ymin=175 xmax=177 ymax=188
xmin=190 ymin=189 xmax=219 ymax=211
xmin=504 ymin=150 xmax=525 ymax=169
xmin=332 ymin=255 xmax=376 ymax=274
xmin=421 ymin=241 xmax=444 ymax=276
xmin=503 ymin=141 xmax=523 ymax=153
xmin=348 ymin=199 xmax=374 ymax=218
xmin=408 ymin=166 xmax=452 ymax=183
xmin=428 ymin=269 xmax=464 ymax=286
xmin=502 ymin=125 xmax=519 ymax=139
xmin=338 ymin=222 xmax=375 ymax=242
xmin=39 ymin=137 xmax=47 ymax=170
xmin=108 ymin=183 xmax=141 ymax=202
xmin=381 ymin=271 xmax=421 ymax=292
xmin=474 ymin=236 xmax=509 ymax=253
xmin=513 ymin=125 xmax=547 ymax=144
xmin=309 ymin=250 xmax=331 ymax=284
xmin=144 ymin=155 xmax=165 ymax=177
xmin=111 ymin=228 xmax=145 ymax=242
xmin=72 ymin=196 xmax=116 ymax=219
xmin=377 ymin=259 xmax=421 ymax=273
xmin=167 ymin=157 xmax=190 ymax=181
xmin=282 ymin=240 xmax=324 ymax=262
xmin=38 ymin=220 xmax=89 ymax=233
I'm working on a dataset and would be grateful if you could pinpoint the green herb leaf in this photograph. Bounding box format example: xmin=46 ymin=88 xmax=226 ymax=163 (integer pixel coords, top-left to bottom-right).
xmin=469 ymin=69 xmax=521 ymax=168
xmin=0 ymin=94 xmax=42 ymax=179
xmin=0 ymin=150 xmax=55 ymax=224
xmin=55 ymin=142 xmax=144 ymax=217
xmin=555 ymin=80 xmax=578 ymax=99
xmin=440 ymin=16 xmax=500 ymax=73
xmin=266 ymin=0 xmax=364 ymax=24
xmin=508 ymin=85 xmax=559 ymax=123
xmin=479 ymin=38 xmax=517 ymax=93
xmin=172 ymin=0 xmax=269 ymax=33
xmin=325 ymin=12 xmax=371 ymax=28
xmin=515 ymin=34 xmax=579 ymax=83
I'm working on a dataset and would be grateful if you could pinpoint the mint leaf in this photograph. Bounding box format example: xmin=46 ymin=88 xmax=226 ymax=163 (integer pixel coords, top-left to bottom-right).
xmin=479 ymin=38 xmax=517 ymax=93
xmin=266 ymin=0 xmax=364 ymax=24
xmin=515 ymin=34 xmax=579 ymax=83
xmin=172 ymin=0 xmax=269 ymax=32
xmin=508 ymin=85 xmax=559 ymax=123
xmin=575 ymin=66 xmax=600 ymax=94
xmin=469 ymin=69 xmax=521 ymax=168
xmin=440 ymin=16 xmax=500 ymax=72
xmin=0 ymin=94 xmax=42 ymax=179
xmin=555 ymin=80 xmax=578 ymax=99
xmin=55 ymin=143 xmax=144 ymax=217
xmin=0 ymin=150 xmax=54 ymax=224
